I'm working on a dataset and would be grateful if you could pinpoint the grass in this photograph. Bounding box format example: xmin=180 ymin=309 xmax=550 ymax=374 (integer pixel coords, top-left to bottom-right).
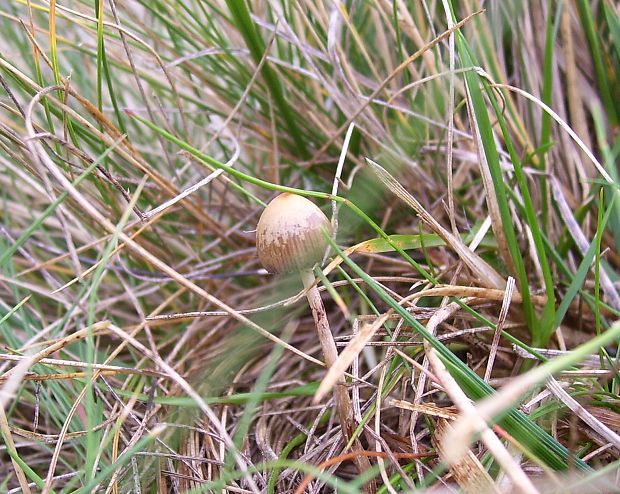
xmin=0 ymin=0 xmax=619 ymax=492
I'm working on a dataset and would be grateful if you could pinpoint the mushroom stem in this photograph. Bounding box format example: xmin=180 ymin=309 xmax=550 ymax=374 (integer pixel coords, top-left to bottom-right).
xmin=300 ymin=268 xmax=374 ymax=491
xmin=300 ymin=268 xmax=340 ymax=367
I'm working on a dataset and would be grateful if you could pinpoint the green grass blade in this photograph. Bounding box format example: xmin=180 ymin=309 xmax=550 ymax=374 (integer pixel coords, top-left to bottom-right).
xmin=486 ymin=92 xmax=556 ymax=345
xmin=554 ymin=194 xmax=614 ymax=330
xmin=224 ymin=0 xmax=308 ymax=159
xmin=575 ymin=0 xmax=619 ymax=124
xmin=0 ymin=153 xmax=114 ymax=269
xmin=329 ymin=239 xmax=591 ymax=472
xmin=455 ymin=32 xmax=536 ymax=335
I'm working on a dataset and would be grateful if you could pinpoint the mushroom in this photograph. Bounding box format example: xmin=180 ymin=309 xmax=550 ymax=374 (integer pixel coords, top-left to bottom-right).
xmin=256 ymin=192 xmax=332 ymax=276
xmin=256 ymin=193 xmax=373 ymax=485
xmin=256 ymin=194 xmax=341 ymax=371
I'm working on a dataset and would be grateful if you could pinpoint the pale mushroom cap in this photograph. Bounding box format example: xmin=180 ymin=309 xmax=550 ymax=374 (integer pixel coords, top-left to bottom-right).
xmin=256 ymin=193 xmax=332 ymax=274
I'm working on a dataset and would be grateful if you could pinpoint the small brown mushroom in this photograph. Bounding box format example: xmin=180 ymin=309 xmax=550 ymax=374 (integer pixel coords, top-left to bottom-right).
xmin=256 ymin=192 xmax=332 ymax=275
xmin=256 ymin=193 xmax=373 ymax=488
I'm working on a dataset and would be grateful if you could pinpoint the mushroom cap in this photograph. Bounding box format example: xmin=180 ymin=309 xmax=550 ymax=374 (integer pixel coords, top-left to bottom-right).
xmin=256 ymin=193 xmax=332 ymax=274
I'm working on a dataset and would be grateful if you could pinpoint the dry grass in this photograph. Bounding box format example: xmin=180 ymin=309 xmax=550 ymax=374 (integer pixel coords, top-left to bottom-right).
xmin=0 ymin=0 xmax=619 ymax=492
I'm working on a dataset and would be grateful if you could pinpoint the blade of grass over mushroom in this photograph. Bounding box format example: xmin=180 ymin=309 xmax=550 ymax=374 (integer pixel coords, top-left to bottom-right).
xmin=314 ymin=266 xmax=349 ymax=319
xmin=334 ymin=265 xmax=382 ymax=318
xmin=317 ymin=233 xmax=493 ymax=283
xmin=131 ymin=113 xmax=443 ymax=282
xmin=328 ymin=238 xmax=591 ymax=472
xmin=128 ymin=112 xmax=307 ymax=202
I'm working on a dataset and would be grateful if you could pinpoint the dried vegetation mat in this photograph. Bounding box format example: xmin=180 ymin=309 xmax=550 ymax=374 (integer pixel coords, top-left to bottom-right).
xmin=0 ymin=0 xmax=619 ymax=493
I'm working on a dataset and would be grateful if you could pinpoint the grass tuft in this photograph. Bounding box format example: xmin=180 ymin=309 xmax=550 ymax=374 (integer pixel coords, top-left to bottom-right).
xmin=0 ymin=1 xmax=619 ymax=492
